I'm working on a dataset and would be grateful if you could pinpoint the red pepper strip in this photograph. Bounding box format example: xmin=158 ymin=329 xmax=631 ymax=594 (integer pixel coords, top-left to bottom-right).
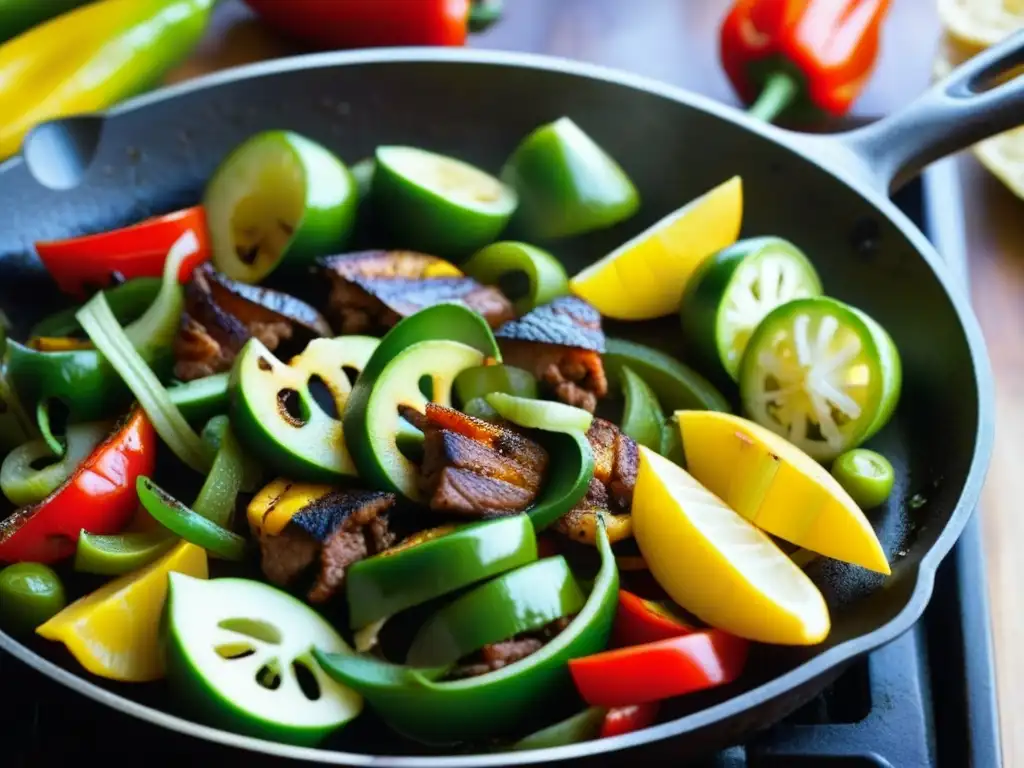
xmin=600 ymin=703 xmax=661 ymax=739
xmin=243 ymin=0 xmax=501 ymax=50
xmin=0 ymin=408 xmax=156 ymax=563
xmin=35 ymin=206 xmax=210 ymax=298
xmin=612 ymin=589 xmax=696 ymax=648
xmin=719 ymin=0 xmax=891 ymax=121
xmin=568 ymin=630 xmax=749 ymax=707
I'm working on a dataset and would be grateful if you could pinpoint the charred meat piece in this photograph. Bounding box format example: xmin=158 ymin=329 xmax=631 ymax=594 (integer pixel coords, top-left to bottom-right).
xmin=417 ymin=403 xmax=548 ymax=517
xmin=554 ymin=417 xmax=637 ymax=544
xmin=448 ymin=616 xmax=573 ymax=680
xmin=257 ymin=488 xmax=396 ymax=603
xmin=173 ymin=264 xmax=330 ymax=381
xmin=496 ymin=297 xmax=608 ymax=413
xmin=321 ymin=250 xmax=515 ymax=334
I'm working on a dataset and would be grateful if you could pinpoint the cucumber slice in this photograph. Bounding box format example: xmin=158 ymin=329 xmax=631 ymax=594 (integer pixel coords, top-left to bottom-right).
xmin=372 ymin=146 xmax=517 ymax=257
xmin=205 ymin=131 xmax=357 ymax=284
xmin=164 ymin=573 xmax=362 ymax=746
xmin=739 ymin=297 xmax=901 ymax=462
xmin=229 ymin=336 xmax=375 ymax=482
xmin=682 ymin=237 xmax=822 ymax=381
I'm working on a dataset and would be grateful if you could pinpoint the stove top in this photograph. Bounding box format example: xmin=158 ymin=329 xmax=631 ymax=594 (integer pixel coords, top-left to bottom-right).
xmin=0 ymin=161 xmax=1002 ymax=768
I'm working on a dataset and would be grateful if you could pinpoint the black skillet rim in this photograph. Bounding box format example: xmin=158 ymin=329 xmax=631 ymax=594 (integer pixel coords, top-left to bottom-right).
xmin=0 ymin=48 xmax=996 ymax=766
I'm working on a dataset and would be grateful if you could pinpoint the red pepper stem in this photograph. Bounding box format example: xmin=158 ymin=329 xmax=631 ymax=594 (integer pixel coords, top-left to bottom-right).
xmin=746 ymin=70 xmax=800 ymax=123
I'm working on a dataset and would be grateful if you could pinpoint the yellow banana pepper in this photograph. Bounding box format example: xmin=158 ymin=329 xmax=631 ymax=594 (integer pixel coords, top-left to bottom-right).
xmin=0 ymin=0 xmax=214 ymax=159
xmin=36 ymin=540 xmax=208 ymax=682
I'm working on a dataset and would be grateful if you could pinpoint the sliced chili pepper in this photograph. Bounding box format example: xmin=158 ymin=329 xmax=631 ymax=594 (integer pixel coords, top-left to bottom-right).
xmin=612 ymin=590 xmax=696 ymax=648
xmin=720 ymin=0 xmax=892 ymax=122
xmin=35 ymin=207 xmax=210 ymax=298
xmin=0 ymin=408 xmax=156 ymax=564
xmin=569 ymin=629 xmax=749 ymax=707
xmin=136 ymin=477 xmax=246 ymax=562
xmin=599 ymin=703 xmax=660 ymax=738
xmin=314 ymin=525 xmax=618 ymax=744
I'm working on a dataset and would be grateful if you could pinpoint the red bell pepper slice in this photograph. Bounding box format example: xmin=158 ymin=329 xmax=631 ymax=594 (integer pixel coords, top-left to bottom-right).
xmin=0 ymin=408 xmax=157 ymax=563
xmin=35 ymin=206 xmax=210 ymax=298
xmin=569 ymin=630 xmax=749 ymax=707
xmin=600 ymin=703 xmax=661 ymax=739
xmin=612 ymin=589 xmax=696 ymax=648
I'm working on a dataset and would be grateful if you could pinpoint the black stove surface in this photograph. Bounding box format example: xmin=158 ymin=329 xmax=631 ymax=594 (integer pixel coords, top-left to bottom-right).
xmin=0 ymin=162 xmax=1002 ymax=768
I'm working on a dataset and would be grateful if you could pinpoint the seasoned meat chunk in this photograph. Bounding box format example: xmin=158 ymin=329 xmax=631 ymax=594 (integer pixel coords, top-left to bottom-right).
xmin=417 ymin=403 xmax=548 ymax=517
xmin=554 ymin=417 xmax=637 ymax=544
xmin=321 ymin=250 xmax=515 ymax=334
xmin=257 ymin=489 xmax=396 ymax=603
xmin=496 ymin=297 xmax=608 ymax=413
xmin=447 ymin=617 xmax=574 ymax=679
xmin=173 ymin=264 xmax=328 ymax=381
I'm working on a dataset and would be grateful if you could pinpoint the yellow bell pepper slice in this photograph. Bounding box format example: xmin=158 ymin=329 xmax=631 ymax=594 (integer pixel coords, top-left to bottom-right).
xmin=36 ymin=540 xmax=207 ymax=682
xmin=677 ymin=410 xmax=890 ymax=575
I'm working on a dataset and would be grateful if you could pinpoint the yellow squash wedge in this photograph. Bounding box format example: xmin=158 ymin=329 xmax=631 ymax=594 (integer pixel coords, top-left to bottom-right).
xmin=569 ymin=176 xmax=742 ymax=320
xmin=36 ymin=541 xmax=208 ymax=681
xmin=677 ymin=410 xmax=890 ymax=575
xmin=633 ymin=446 xmax=830 ymax=645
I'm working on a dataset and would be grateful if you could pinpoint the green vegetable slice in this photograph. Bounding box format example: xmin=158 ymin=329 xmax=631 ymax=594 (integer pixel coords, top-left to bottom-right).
xmin=603 ymin=337 xmax=730 ymax=413
xmin=461 ymin=397 xmax=501 ymax=422
xmin=165 ymin=573 xmax=362 ymax=746
xmin=205 ymin=130 xmax=358 ymax=283
xmin=74 ymin=530 xmax=177 ymax=576
xmin=0 ymin=562 xmax=66 ymax=636
xmin=513 ymin=707 xmax=607 ymax=750
xmin=0 ymin=422 xmax=108 ymax=507
xmin=501 ymin=117 xmax=639 ymax=240
xmin=372 ymin=146 xmax=517 ymax=258
xmin=454 ymin=363 xmax=538 ymax=405
xmin=76 ymin=231 xmax=211 ymax=473
xmin=619 ymin=365 xmax=665 ymax=451
xmin=681 ymin=236 xmax=822 ymax=381
xmin=193 ymin=417 xmax=248 ymax=528
xmin=462 ymin=241 xmax=569 ymax=314
xmin=485 ymin=392 xmax=593 ymax=433
xmin=830 ymin=448 xmax=895 ymax=509
xmin=739 ymin=297 xmax=901 ymax=462
xmin=167 ymin=373 xmax=230 ymax=423
xmin=345 ymin=515 xmax=537 ymax=630
xmin=527 ymin=430 xmax=595 ymax=531
xmin=30 ymin=278 xmax=161 ymax=339
xmin=137 ymin=477 xmax=246 ymax=561
xmin=406 ymin=556 xmax=585 ymax=667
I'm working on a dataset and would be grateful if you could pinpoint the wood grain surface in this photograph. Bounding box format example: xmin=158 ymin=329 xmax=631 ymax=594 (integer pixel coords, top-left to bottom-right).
xmin=168 ymin=1 xmax=1017 ymax=764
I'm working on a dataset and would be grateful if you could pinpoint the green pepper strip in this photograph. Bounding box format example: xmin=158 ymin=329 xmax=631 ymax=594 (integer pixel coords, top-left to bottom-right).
xmin=167 ymin=373 xmax=230 ymax=424
xmin=603 ymin=337 xmax=730 ymax=413
xmin=527 ymin=430 xmax=594 ymax=531
xmin=201 ymin=414 xmax=262 ymax=494
xmin=7 ymin=233 xmax=193 ymax=454
xmin=73 ymin=529 xmax=177 ymax=576
xmin=0 ymin=422 xmax=109 ymax=507
xmin=315 ymin=525 xmax=619 ymax=745
xmin=454 ymin=363 xmax=538 ymax=406
xmin=406 ymin=556 xmax=585 ymax=667
xmin=619 ymin=365 xmax=666 ymax=452
xmin=136 ymin=476 xmax=245 ymax=561
xmin=485 ymin=392 xmax=593 ymax=433
xmin=461 ymin=397 xmax=501 ymax=422
xmin=345 ymin=515 xmax=537 ymax=630
xmin=29 ymin=278 xmax=162 ymax=339
xmin=462 ymin=241 xmax=569 ymax=315
xmin=193 ymin=417 xmax=248 ymax=528
xmin=512 ymin=706 xmax=607 ymax=750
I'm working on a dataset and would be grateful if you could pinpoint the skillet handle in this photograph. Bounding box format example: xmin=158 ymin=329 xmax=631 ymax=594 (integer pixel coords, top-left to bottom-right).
xmin=822 ymin=28 xmax=1024 ymax=193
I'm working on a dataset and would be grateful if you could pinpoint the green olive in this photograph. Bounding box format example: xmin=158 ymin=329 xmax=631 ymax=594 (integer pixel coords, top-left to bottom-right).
xmin=830 ymin=449 xmax=895 ymax=509
xmin=0 ymin=562 xmax=67 ymax=635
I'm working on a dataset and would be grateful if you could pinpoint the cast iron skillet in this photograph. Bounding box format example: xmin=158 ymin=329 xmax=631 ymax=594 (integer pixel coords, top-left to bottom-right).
xmin=0 ymin=28 xmax=1011 ymax=766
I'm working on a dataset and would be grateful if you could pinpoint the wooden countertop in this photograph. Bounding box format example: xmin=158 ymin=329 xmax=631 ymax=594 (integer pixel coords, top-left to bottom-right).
xmin=168 ymin=1 xmax=1018 ymax=764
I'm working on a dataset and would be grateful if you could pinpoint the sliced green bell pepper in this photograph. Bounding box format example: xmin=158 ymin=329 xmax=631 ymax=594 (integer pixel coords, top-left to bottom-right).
xmin=29 ymin=278 xmax=161 ymax=339
xmin=73 ymin=529 xmax=177 ymax=576
xmin=342 ymin=304 xmax=501 ymax=500
xmin=137 ymin=476 xmax=246 ymax=561
xmin=345 ymin=515 xmax=536 ymax=630
xmin=603 ymin=337 xmax=730 ymax=413
xmin=0 ymin=421 xmax=108 ymax=506
xmin=526 ymin=429 xmax=594 ymax=531
xmin=619 ymin=365 xmax=665 ymax=451
xmin=167 ymin=373 xmax=229 ymax=424
xmin=406 ymin=555 xmax=585 ymax=667
xmin=453 ymin=363 xmax=537 ymax=406
xmin=485 ymin=392 xmax=593 ymax=433
xmin=512 ymin=706 xmax=606 ymax=750
xmin=315 ymin=526 xmax=619 ymax=744
xmin=462 ymin=241 xmax=569 ymax=314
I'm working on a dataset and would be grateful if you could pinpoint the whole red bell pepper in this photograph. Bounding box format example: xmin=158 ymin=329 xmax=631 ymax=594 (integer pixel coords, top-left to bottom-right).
xmin=569 ymin=629 xmax=749 ymax=707
xmin=243 ymin=0 xmax=502 ymax=50
xmin=35 ymin=206 xmax=210 ymax=298
xmin=612 ymin=589 xmax=696 ymax=648
xmin=0 ymin=408 xmax=157 ymax=563
xmin=720 ymin=0 xmax=891 ymax=122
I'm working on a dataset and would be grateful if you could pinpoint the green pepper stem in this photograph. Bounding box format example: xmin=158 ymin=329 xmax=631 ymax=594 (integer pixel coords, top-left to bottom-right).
xmin=747 ymin=71 xmax=799 ymax=124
